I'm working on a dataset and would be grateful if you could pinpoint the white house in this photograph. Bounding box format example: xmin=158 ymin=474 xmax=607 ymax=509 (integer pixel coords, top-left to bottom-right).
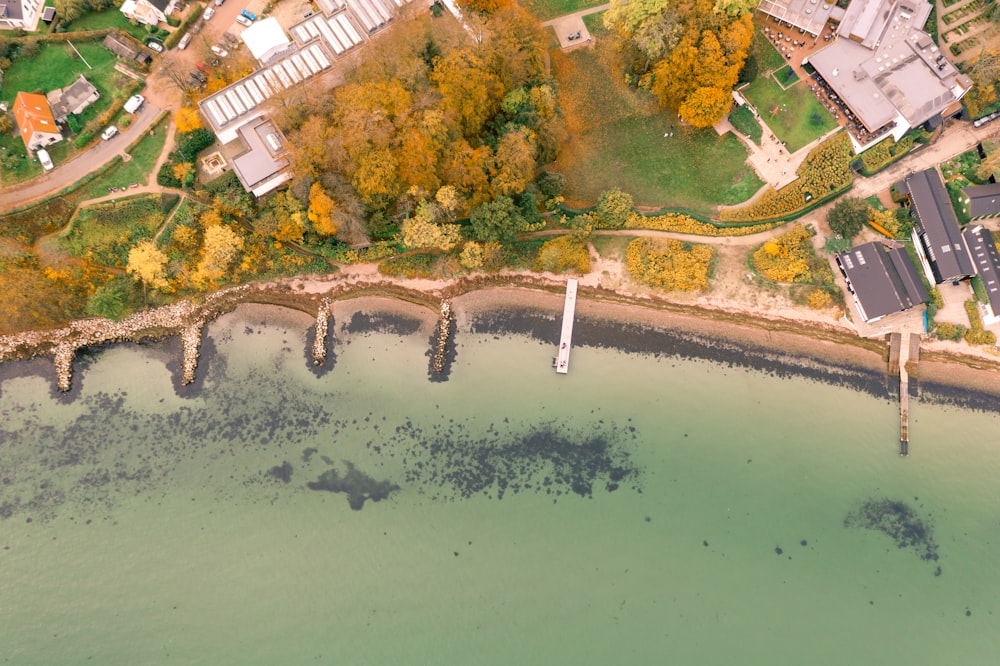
xmin=0 ymin=0 xmax=44 ymax=30
xmin=120 ymin=0 xmax=175 ymax=26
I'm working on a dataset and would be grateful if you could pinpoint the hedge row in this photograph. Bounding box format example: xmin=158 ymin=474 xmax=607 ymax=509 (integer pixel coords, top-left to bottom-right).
xmin=163 ymin=5 xmax=204 ymax=49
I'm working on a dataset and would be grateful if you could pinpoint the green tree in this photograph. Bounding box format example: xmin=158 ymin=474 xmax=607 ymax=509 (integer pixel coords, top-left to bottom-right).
xmin=86 ymin=277 xmax=135 ymax=320
xmin=469 ymin=195 xmax=524 ymax=243
xmin=593 ymin=188 xmax=635 ymax=229
xmin=827 ymin=197 xmax=869 ymax=239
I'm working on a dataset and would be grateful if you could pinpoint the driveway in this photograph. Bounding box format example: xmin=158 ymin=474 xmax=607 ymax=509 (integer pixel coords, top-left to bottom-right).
xmin=0 ymin=102 xmax=162 ymax=214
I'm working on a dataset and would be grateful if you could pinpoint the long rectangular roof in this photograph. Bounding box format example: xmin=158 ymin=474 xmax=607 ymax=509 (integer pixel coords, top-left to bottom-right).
xmin=756 ymin=0 xmax=837 ymax=36
xmin=837 ymin=241 xmax=928 ymax=321
xmin=905 ymin=168 xmax=976 ymax=281
xmin=962 ymin=225 xmax=1000 ymax=316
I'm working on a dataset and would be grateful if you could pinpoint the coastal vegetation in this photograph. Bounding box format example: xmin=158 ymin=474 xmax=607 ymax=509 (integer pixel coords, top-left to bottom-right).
xmin=751 ymin=225 xmax=839 ymax=310
xmin=625 ymin=237 xmax=714 ymax=291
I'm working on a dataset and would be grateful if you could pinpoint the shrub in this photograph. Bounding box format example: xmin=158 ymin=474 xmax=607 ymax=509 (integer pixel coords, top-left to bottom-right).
xmin=623 ymin=211 xmax=778 ymax=236
xmin=533 ymin=235 xmax=590 ymax=274
xmin=963 ymin=300 xmax=997 ymax=345
xmin=625 ymin=237 xmax=714 ymax=292
xmin=751 ymin=225 xmax=832 ymax=285
xmin=827 ymin=197 xmax=869 ymax=239
xmin=74 ymin=131 xmax=94 ymax=148
xmin=66 ymin=114 xmax=82 ymax=133
xmin=935 ymin=321 xmax=965 ymax=341
xmin=592 ymin=188 xmax=634 ymax=229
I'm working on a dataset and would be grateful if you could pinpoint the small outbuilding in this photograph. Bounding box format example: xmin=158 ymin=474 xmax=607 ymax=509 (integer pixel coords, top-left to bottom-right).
xmin=241 ymin=17 xmax=293 ymax=65
xmin=836 ymin=241 xmax=929 ymax=323
xmin=961 ymin=183 xmax=1000 ymax=221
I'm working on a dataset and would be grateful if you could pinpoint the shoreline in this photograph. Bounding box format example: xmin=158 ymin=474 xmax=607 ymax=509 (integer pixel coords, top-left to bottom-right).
xmin=2 ymin=274 xmax=1000 ymax=408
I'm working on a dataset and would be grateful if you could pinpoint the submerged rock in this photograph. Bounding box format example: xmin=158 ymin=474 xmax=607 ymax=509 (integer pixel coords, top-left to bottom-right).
xmin=307 ymin=462 xmax=399 ymax=510
xmin=844 ymin=497 xmax=939 ymax=564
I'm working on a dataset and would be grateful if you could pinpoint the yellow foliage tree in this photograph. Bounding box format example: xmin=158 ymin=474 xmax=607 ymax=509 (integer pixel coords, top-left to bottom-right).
xmin=174 ymin=107 xmax=203 ymax=133
xmin=868 ymin=207 xmax=900 ymax=238
xmin=400 ymin=203 xmax=462 ymax=251
xmin=751 ymin=226 xmax=815 ymax=283
xmin=459 ymin=241 xmax=484 ymax=270
xmin=308 ymin=183 xmax=338 ymax=237
xmin=194 ymin=225 xmax=244 ymax=288
xmin=534 ymin=235 xmax=591 ymax=274
xmin=127 ymin=240 xmax=169 ymax=300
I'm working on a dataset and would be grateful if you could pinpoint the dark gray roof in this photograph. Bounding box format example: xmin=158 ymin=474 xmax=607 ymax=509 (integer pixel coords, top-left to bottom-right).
xmin=0 ymin=0 xmax=22 ymax=21
xmin=962 ymin=226 xmax=1000 ymax=315
xmin=42 ymin=5 xmax=55 ymax=20
xmin=147 ymin=0 xmax=172 ymax=12
xmin=905 ymin=168 xmax=976 ymax=282
xmin=837 ymin=241 xmax=929 ymax=322
xmin=963 ymin=182 xmax=1000 ymax=218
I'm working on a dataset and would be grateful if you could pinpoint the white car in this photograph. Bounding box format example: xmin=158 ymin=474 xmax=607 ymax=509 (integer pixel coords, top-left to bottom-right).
xmin=37 ymin=149 xmax=54 ymax=171
xmin=124 ymin=94 xmax=145 ymax=114
xmin=178 ymin=33 xmax=192 ymax=49
xmin=235 ymin=15 xmax=252 ymax=26
xmin=203 ymin=6 xmax=215 ymax=19
xmin=101 ymin=126 xmax=119 ymax=140
xmin=210 ymin=45 xmax=228 ymax=57
xmin=146 ymin=40 xmax=164 ymax=53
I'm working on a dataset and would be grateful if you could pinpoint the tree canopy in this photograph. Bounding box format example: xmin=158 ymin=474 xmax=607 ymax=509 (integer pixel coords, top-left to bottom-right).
xmin=827 ymin=197 xmax=869 ymax=239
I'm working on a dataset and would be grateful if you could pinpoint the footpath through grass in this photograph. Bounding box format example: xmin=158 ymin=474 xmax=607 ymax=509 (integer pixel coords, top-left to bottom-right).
xmin=520 ymin=0 xmax=608 ymax=21
xmin=742 ymin=75 xmax=837 ymax=152
xmin=551 ymin=46 xmax=762 ymax=215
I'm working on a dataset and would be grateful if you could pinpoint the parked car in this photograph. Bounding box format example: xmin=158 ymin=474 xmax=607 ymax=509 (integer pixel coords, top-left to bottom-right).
xmin=235 ymin=15 xmax=252 ymax=26
xmin=240 ymin=8 xmax=256 ymax=19
xmin=196 ymin=61 xmax=210 ymax=71
xmin=203 ymin=6 xmax=215 ymax=19
xmin=37 ymin=149 xmax=53 ymax=171
xmin=222 ymin=31 xmax=239 ymax=47
xmin=214 ymin=0 xmax=225 ymax=5
xmin=124 ymin=94 xmax=145 ymax=114
xmin=210 ymin=45 xmax=228 ymax=57
xmin=101 ymin=125 xmax=119 ymax=140
xmin=178 ymin=32 xmax=192 ymax=49
xmin=146 ymin=39 xmax=164 ymax=52
xmin=190 ymin=69 xmax=207 ymax=83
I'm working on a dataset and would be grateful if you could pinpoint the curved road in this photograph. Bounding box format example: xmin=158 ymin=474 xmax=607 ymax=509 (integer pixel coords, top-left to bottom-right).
xmin=0 ymin=102 xmax=162 ymax=214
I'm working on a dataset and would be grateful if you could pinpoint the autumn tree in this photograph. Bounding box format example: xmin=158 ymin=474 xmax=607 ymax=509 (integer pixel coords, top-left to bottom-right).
xmin=174 ymin=107 xmax=203 ymax=133
xmin=352 ymin=147 xmax=401 ymax=210
xmin=593 ymin=188 xmax=635 ymax=229
xmin=194 ymin=225 xmax=244 ymax=287
xmin=400 ymin=201 xmax=462 ymax=251
xmin=127 ymin=241 xmax=169 ymax=302
xmin=678 ymin=86 xmax=731 ymax=128
xmin=827 ymin=197 xmax=869 ymax=239
xmin=308 ymin=183 xmax=338 ymax=237
xmin=490 ymin=127 xmax=537 ymax=197
xmin=431 ymin=47 xmax=503 ymax=138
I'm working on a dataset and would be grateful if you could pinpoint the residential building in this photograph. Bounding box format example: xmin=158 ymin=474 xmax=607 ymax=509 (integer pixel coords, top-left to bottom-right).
xmin=0 ymin=0 xmax=43 ymax=30
xmin=12 ymin=91 xmax=62 ymax=152
xmin=102 ymin=32 xmax=153 ymax=65
xmin=961 ymin=183 xmax=1000 ymax=221
xmin=119 ymin=0 xmax=175 ymax=26
xmin=900 ymin=168 xmax=976 ymax=283
xmin=46 ymin=75 xmax=101 ymax=123
xmin=962 ymin=225 xmax=1000 ymax=324
xmin=836 ymin=240 xmax=929 ymax=323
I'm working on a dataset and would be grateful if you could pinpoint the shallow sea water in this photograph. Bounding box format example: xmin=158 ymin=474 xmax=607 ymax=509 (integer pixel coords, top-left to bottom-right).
xmin=1 ymin=304 xmax=999 ymax=665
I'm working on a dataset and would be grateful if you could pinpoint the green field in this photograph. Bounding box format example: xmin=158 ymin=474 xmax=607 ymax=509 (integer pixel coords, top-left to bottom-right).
xmin=519 ymin=0 xmax=607 ymax=21
xmin=750 ymin=28 xmax=786 ymax=75
xmin=62 ymin=194 xmax=170 ymax=268
xmin=551 ymin=47 xmax=763 ymax=214
xmin=582 ymin=10 xmax=608 ymax=36
xmin=773 ymin=64 xmax=799 ymax=88
xmin=728 ymin=104 xmax=763 ymax=145
xmin=61 ymin=8 xmax=151 ymax=40
xmin=742 ymin=75 xmax=837 ymax=152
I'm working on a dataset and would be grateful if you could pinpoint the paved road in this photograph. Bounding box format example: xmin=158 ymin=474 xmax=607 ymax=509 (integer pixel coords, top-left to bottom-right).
xmin=0 ymin=102 xmax=162 ymax=214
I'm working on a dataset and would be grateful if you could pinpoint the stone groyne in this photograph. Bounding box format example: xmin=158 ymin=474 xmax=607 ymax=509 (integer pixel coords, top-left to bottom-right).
xmin=428 ymin=299 xmax=455 ymax=382
xmin=312 ymin=300 xmax=333 ymax=366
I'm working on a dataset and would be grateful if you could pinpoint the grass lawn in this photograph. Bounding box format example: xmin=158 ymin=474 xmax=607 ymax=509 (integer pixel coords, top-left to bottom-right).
xmin=742 ymin=75 xmax=837 ymax=152
xmin=728 ymin=104 xmax=762 ymax=144
xmin=750 ymin=28 xmax=786 ymax=75
xmin=519 ymin=0 xmax=607 ymax=21
xmin=582 ymin=10 xmax=608 ymax=36
xmin=61 ymin=8 xmax=150 ymax=40
xmin=773 ymin=64 xmax=799 ymax=88
xmin=551 ymin=47 xmax=763 ymax=214
xmin=591 ymin=234 xmax=635 ymax=260
xmin=62 ymin=194 xmax=168 ymax=268
xmin=76 ymin=116 xmax=170 ymax=199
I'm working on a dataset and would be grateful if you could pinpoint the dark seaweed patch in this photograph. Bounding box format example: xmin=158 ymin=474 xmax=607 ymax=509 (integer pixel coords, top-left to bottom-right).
xmin=307 ymin=462 xmax=399 ymax=510
xmin=345 ymin=312 xmax=422 ymax=337
xmin=267 ymin=461 xmax=294 ymax=484
xmin=845 ymin=498 xmax=939 ymax=565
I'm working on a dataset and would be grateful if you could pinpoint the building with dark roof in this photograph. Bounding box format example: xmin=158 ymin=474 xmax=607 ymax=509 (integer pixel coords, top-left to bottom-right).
xmin=102 ymin=32 xmax=153 ymax=65
xmin=961 ymin=183 xmax=1000 ymax=221
xmin=46 ymin=74 xmax=100 ymax=123
xmin=836 ymin=241 xmax=929 ymax=322
xmin=901 ymin=168 xmax=976 ymax=283
xmin=962 ymin=225 xmax=1000 ymax=323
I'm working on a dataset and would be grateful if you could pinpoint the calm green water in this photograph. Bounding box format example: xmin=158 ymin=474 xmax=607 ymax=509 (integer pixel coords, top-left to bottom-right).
xmin=1 ymin=304 xmax=999 ymax=665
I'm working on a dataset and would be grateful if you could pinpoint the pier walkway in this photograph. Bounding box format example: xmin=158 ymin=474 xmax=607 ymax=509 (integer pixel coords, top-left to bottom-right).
xmin=555 ymin=278 xmax=578 ymax=374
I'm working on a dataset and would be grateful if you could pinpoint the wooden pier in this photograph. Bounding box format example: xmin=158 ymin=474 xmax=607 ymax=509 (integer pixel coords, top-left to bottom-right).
xmin=554 ymin=278 xmax=578 ymax=374
xmin=895 ymin=333 xmax=918 ymax=457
